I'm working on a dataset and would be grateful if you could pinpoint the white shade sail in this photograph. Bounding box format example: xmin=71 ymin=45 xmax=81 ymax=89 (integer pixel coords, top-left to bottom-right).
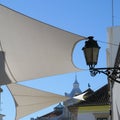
xmin=7 ymin=83 xmax=69 ymax=120
xmin=0 ymin=5 xmax=86 ymax=85
xmin=73 ymin=92 xmax=87 ymax=101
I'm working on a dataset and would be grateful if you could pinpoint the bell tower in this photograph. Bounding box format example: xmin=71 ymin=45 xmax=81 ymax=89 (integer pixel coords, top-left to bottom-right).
xmin=65 ymin=74 xmax=82 ymax=98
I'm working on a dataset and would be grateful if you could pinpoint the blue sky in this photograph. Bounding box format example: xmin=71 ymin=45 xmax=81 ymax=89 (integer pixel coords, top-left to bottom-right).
xmin=0 ymin=0 xmax=120 ymax=120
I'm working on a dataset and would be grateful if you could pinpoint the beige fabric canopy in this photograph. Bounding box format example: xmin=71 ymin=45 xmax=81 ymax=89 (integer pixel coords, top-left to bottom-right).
xmin=0 ymin=5 xmax=87 ymax=120
xmin=0 ymin=5 xmax=86 ymax=85
xmin=7 ymin=84 xmax=86 ymax=120
xmin=7 ymin=84 xmax=69 ymax=120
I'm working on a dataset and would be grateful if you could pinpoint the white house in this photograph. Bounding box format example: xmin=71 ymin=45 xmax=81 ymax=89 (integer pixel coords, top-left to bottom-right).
xmin=68 ymin=84 xmax=109 ymax=120
xmin=107 ymin=26 xmax=120 ymax=120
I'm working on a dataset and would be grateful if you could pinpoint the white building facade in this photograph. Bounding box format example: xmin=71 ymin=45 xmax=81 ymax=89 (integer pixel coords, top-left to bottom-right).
xmin=107 ymin=26 xmax=120 ymax=120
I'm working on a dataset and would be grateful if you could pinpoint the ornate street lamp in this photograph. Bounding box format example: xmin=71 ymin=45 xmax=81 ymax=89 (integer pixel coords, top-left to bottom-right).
xmin=82 ymin=36 xmax=100 ymax=69
xmin=82 ymin=36 xmax=120 ymax=83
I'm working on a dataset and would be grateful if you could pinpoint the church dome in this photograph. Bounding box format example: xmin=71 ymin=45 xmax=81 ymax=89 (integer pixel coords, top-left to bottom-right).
xmin=65 ymin=76 xmax=82 ymax=98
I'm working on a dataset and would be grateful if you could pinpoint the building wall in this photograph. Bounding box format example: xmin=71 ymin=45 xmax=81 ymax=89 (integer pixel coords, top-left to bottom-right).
xmin=78 ymin=112 xmax=109 ymax=120
xmin=77 ymin=105 xmax=109 ymax=120
xmin=107 ymin=26 xmax=120 ymax=66
xmin=77 ymin=113 xmax=95 ymax=120
xmin=107 ymin=26 xmax=120 ymax=120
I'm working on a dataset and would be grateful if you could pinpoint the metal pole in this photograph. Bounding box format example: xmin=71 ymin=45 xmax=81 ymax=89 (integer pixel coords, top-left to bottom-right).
xmin=112 ymin=0 xmax=114 ymax=26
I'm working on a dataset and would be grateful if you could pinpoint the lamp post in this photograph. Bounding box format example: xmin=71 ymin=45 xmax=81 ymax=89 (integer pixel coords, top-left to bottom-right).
xmin=82 ymin=36 xmax=120 ymax=84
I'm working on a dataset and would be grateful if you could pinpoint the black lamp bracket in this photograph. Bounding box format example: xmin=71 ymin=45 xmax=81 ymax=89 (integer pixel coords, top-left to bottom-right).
xmin=90 ymin=67 xmax=120 ymax=84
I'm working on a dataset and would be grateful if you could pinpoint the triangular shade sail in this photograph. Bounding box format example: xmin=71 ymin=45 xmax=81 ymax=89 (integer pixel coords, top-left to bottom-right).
xmin=7 ymin=83 xmax=69 ymax=120
xmin=0 ymin=5 xmax=86 ymax=85
xmin=73 ymin=92 xmax=87 ymax=101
